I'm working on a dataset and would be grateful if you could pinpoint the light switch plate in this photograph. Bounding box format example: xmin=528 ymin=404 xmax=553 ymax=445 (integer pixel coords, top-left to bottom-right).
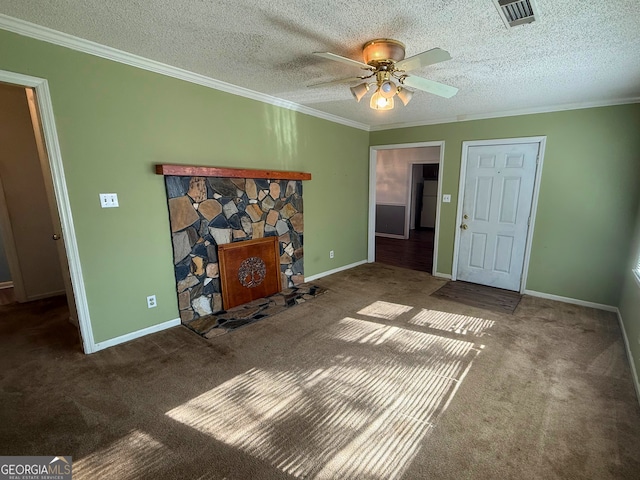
xmin=99 ymin=193 xmax=119 ymax=208
xmin=443 ymin=194 xmax=452 ymax=203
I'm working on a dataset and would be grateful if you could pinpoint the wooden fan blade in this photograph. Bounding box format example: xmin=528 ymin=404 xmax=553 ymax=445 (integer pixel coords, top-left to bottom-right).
xmin=307 ymin=77 xmax=360 ymax=88
xmin=395 ymin=48 xmax=452 ymax=72
xmin=402 ymin=75 xmax=458 ymax=98
xmin=313 ymin=52 xmax=372 ymax=70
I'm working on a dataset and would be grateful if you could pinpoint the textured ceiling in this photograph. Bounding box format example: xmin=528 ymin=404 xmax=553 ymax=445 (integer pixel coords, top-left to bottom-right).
xmin=1 ymin=0 xmax=639 ymax=129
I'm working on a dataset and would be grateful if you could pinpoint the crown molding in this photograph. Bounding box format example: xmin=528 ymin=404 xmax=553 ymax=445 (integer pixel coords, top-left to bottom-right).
xmin=3 ymin=14 xmax=638 ymax=134
xmin=0 ymin=14 xmax=370 ymax=132
xmin=370 ymin=97 xmax=640 ymax=131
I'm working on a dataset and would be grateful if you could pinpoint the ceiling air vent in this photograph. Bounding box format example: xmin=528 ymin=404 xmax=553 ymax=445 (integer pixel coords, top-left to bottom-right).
xmin=493 ymin=0 xmax=538 ymax=28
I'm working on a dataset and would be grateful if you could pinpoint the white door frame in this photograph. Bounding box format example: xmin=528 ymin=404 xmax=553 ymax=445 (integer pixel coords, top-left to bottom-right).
xmin=1 ymin=69 xmax=95 ymax=354
xmin=368 ymin=141 xmax=445 ymax=275
xmin=452 ymin=136 xmax=547 ymax=293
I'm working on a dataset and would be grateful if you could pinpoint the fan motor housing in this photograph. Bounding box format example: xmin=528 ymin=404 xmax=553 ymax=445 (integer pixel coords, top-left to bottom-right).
xmin=362 ymin=39 xmax=406 ymax=66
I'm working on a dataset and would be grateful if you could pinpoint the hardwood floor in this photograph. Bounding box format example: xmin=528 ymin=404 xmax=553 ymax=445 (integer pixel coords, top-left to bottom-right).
xmin=375 ymin=229 xmax=434 ymax=273
xmin=0 ymin=287 xmax=16 ymax=306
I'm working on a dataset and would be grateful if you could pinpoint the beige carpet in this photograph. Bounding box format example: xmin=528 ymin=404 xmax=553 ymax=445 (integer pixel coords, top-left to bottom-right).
xmin=1 ymin=263 xmax=639 ymax=479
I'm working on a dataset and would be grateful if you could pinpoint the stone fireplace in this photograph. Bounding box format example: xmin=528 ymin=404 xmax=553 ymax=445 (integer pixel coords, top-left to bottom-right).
xmin=157 ymin=164 xmax=311 ymax=325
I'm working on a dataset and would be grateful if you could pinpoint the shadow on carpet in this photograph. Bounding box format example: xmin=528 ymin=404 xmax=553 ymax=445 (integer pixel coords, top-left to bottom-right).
xmin=431 ymin=281 xmax=521 ymax=314
xmin=184 ymin=283 xmax=326 ymax=338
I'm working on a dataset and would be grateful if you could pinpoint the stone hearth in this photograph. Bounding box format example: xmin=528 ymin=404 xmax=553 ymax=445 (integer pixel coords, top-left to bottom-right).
xmin=159 ymin=165 xmax=310 ymax=326
xmin=186 ymin=283 xmax=326 ymax=338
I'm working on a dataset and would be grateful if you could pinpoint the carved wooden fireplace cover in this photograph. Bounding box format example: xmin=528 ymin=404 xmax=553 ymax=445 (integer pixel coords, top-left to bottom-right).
xmin=218 ymin=236 xmax=281 ymax=310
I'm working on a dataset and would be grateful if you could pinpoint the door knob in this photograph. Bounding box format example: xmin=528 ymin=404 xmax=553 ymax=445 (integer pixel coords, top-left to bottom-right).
xmin=463 ymin=214 xmax=469 ymax=219
xmin=52 ymin=233 xmax=61 ymax=240
xmin=461 ymin=224 xmax=468 ymax=230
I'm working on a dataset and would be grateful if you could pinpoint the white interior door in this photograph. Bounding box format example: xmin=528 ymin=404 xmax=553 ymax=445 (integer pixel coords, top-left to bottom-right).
xmin=456 ymin=142 xmax=539 ymax=291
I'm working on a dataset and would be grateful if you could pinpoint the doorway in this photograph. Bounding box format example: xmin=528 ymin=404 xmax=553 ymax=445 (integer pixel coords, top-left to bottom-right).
xmin=368 ymin=142 xmax=444 ymax=274
xmin=0 ymin=70 xmax=94 ymax=353
xmin=453 ymin=137 xmax=546 ymax=292
xmin=0 ymin=83 xmax=68 ymax=303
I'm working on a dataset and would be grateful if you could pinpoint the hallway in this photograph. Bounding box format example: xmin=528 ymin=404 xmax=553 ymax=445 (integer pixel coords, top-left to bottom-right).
xmin=375 ymin=229 xmax=434 ymax=273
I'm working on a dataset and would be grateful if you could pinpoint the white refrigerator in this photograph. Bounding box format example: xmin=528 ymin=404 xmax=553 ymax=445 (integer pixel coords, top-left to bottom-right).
xmin=420 ymin=180 xmax=438 ymax=228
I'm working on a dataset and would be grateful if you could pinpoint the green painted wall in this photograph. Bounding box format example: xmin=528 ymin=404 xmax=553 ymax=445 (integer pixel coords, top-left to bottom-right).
xmin=0 ymin=30 xmax=369 ymax=343
xmin=1 ymin=25 xmax=638 ymax=347
xmin=370 ymin=104 xmax=640 ymax=305
xmin=619 ymin=200 xmax=640 ymax=391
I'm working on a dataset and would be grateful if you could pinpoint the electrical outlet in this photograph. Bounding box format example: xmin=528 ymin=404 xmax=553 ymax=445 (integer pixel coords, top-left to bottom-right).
xmin=99 ymin=193 xmax=119 ymax=208
xmin=329 ymin=250 xmax=334 ymax=259
xmin=147 ymin=295 xmax=157 ymax=308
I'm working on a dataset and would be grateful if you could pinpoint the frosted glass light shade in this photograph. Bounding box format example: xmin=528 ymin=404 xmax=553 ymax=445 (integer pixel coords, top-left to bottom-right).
xmin=350 ymin=83 xmax=369 ymax=102
xmin=370 ymin=90 xmax=394 ymax=110
xmin=362 ymin=39 xmax=406 ymax=65
xmin=396 ymin=87 xmax=414 ymax=106
xmin=379 ymin=80 xmax=397 ymax=98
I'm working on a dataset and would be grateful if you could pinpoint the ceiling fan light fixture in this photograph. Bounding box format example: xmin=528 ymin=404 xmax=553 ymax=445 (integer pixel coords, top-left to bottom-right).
xmin=350 ymin=82 xmax=370 ymax=102
xmin=396 ymin=87 xmax=413 ymax=106
xmin=314 ymin=38 xmax=457 ymax=112
xmin=370 ymin=90 xmax=394 ymax=110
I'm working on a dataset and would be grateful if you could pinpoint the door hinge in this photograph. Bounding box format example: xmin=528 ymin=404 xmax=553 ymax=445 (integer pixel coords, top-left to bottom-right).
xmin=536 ymin=155 xmax=540 ymax=165
xmin=527 ymin=216 xmax=531 ymax=226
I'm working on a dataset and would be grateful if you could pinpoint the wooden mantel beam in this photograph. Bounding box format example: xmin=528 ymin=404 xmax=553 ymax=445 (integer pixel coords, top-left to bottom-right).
xmin=155 ymin=164 xmax=311 ymax=181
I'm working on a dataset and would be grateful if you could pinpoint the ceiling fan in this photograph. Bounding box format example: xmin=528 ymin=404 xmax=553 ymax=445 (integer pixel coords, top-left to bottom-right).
xmin=312 ymin=39 xmax=458 ymax=111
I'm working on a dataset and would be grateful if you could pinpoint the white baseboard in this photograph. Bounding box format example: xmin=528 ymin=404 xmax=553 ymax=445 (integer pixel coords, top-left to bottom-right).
xmin=523 ymin=289 xmax=617 ymax=312
xmin=92 ymin=318 xmax=181 ymax=352
xmin=616 ymin=308 xmax=640 ymax=407
xmin=433 ymin=272 xmax=452 ymax=280
xmin=0 ymin=281 xmax=13 ymax=289
xmin=305 ymin=260 xmax=368 ymax=282
xmin=26 ymin=289 xmax=67 ymax=301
